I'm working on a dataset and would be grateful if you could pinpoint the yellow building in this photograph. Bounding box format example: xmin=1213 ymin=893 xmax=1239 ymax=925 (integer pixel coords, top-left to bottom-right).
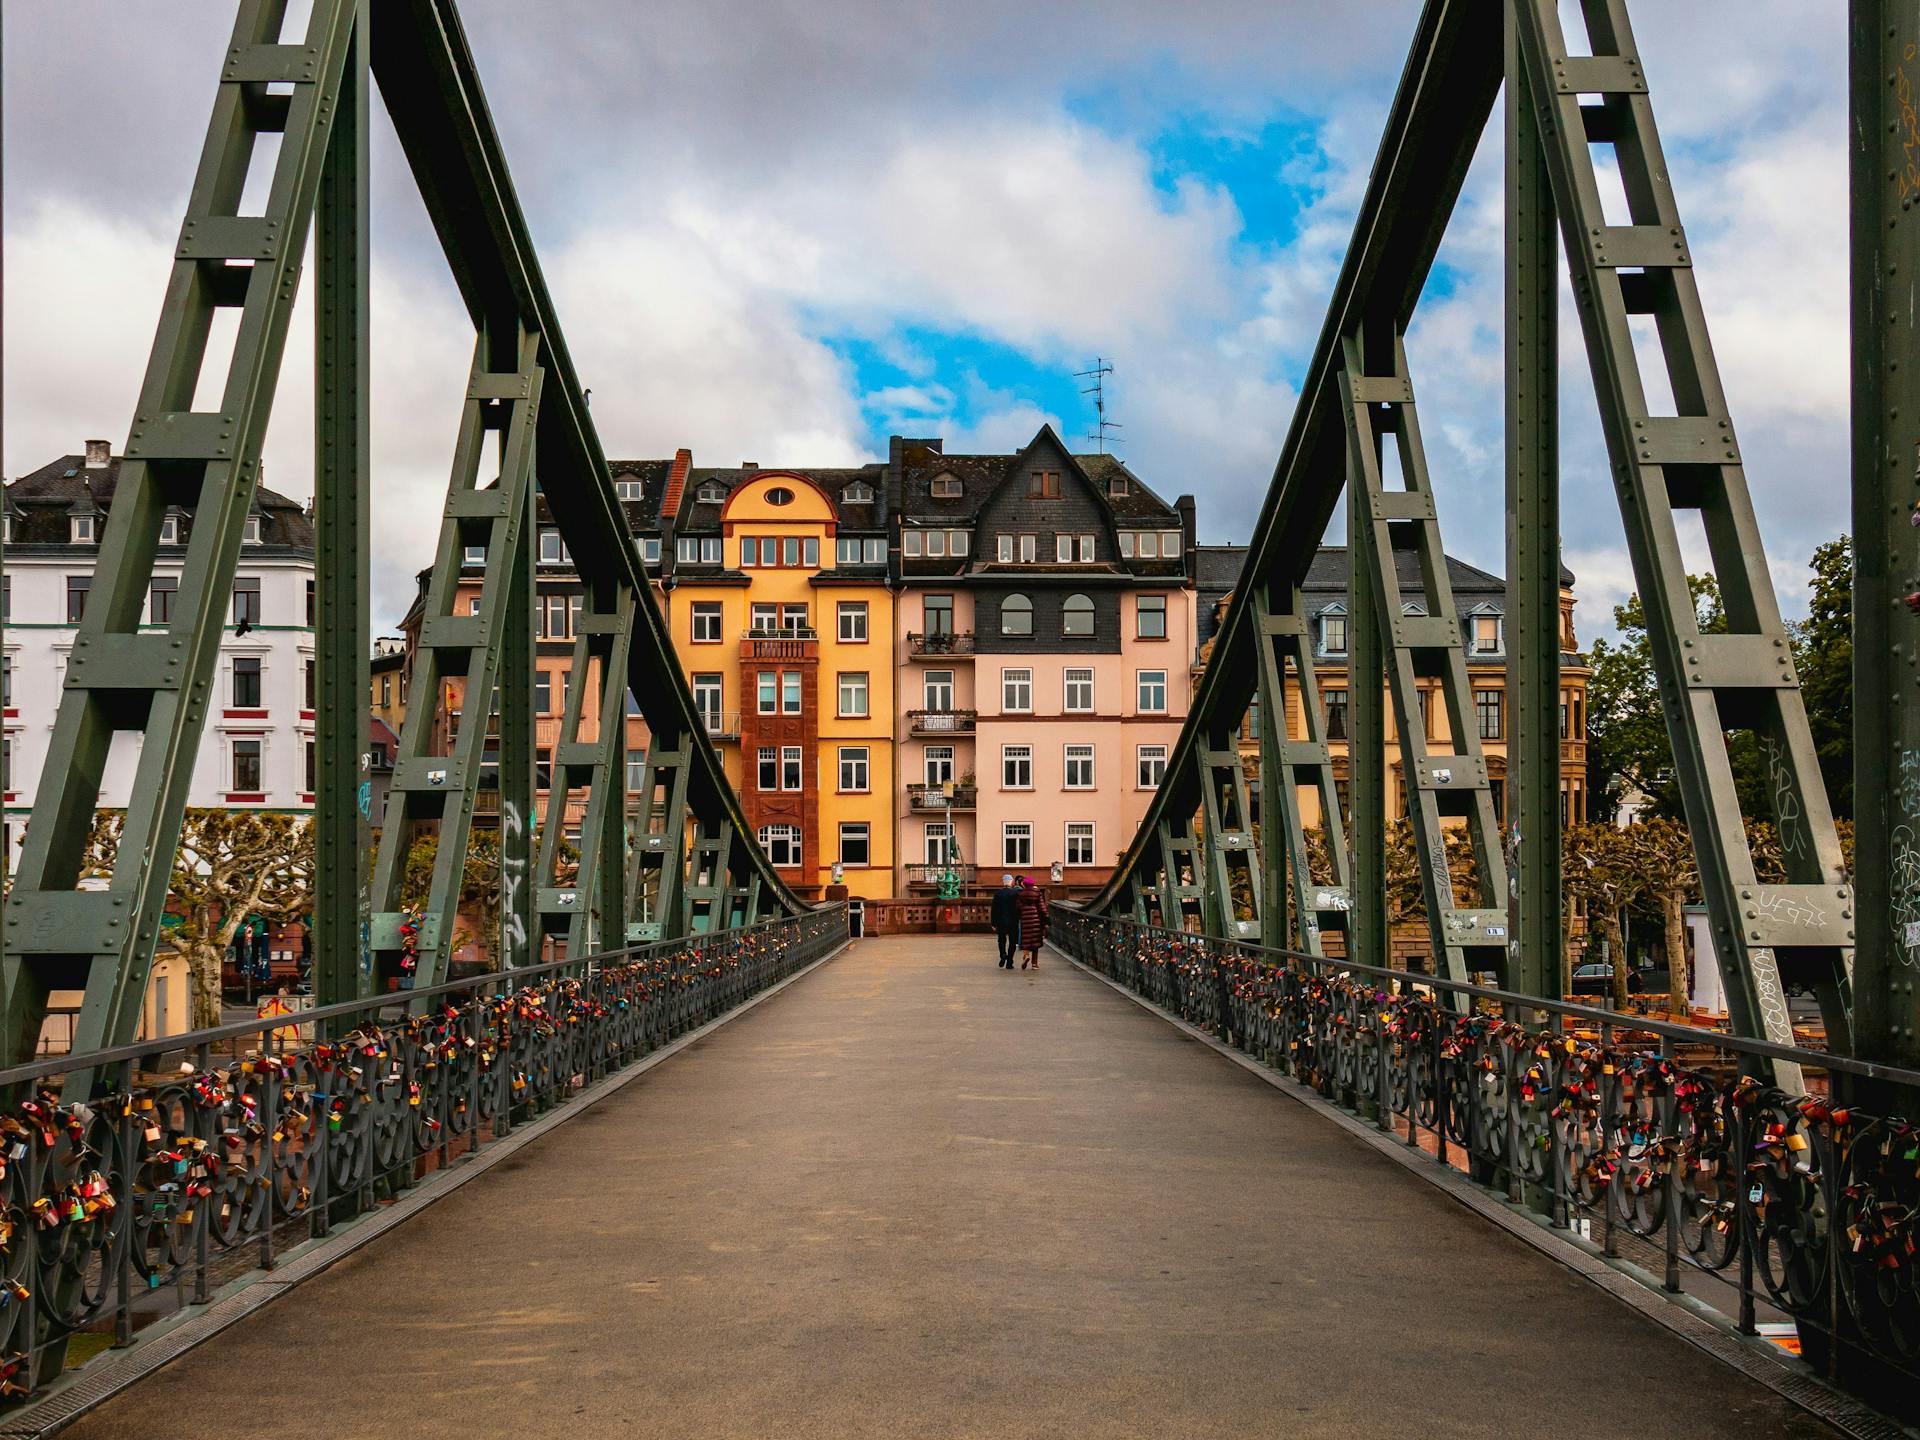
xmin=662 ymin=464 xmax=895 ymax=900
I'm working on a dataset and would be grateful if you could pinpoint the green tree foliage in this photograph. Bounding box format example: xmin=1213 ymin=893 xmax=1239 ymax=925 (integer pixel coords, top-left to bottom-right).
xmin=1792 ymin=535 xmax=1852 ymax=819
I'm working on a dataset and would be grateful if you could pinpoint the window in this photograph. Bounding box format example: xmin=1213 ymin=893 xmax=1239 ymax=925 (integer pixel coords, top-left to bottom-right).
xmin=931 ymin=473 xmax=963 ymax=498
xmin=925 ymin=823 xmax=954 ymax=864
xmin=835 ymin=537 xmax=858 ymax=564
xmin=1137 ymin=670 xmax=1167 ymax=713
xmin=1079 ymin=534 xmax=1095 ymax=563
xmin=67 ymin=576 xmax=91 ymax=624
xmin=1064 ymin=668 xmax=1093 ymax=712
xmin=951 ymin=532 xmax=969 ymax=557
xmin=1137 ymin=595 xmax=1167 ymax=639
xmin=1019 ymin=534 xmax=1037 ymax=564
xmin=305 ymin=579 xmax=316 ymax=627
xmin=534 ymin=671 xmax=553 ymax=715
xmin=757 ymin=671 xmax=777 ymax=714
xmin=1002 ymin=668 xmax=1032 ymax=712
xmin=1320 ymin=611 xmax=1348 ymax=655
xmin=627 ymin=749 xmax=645 ymax=792
xmin=781 ymin=746 xmax=803 ymax=791
xmin=924 ymin=595 xmax=954 ymax=635
xmin=696 ymin=480 xmax=725 ymax=503
xmin=639 ymin=536 xmax=661 ymax=564
xmin=1065 ymin=823 xmax=1095 ymax=867
xmin=693 ymin=674 xmax=724 ymax=730
xmin=783 ymin=537 xmax=801 ymax=567
xmin=464 ymin=543 xmax=487 ymax=567
xmin=782 ymin=672 xmax=802 ymax=714
xmin=927 ymin=531 xmax=947 ymax=558
xmin=1 ymin=658 xmax=9 ymax=709
xmin=1062 ymin=594 xmax=1094 ymax=637
xmin=844 ymin=480 xmax=875 ymax=503
xmin=839 ymin=823 xmax=871 ymax=867
xmin=924 ymin=670 xmax=954 ymax=711
xmin=804 ymin=537 xmax=820 ymax=567
xmin=838 ymin=672 xmax=869 ymax=717
xmin=1001 ymin=594 xmax=1033 ymax=636
xmin=760 ymin=538 xmax=778 ymax=567
xmin=764 ymin=486 xmax=795 ymax=507
xmin=159 ymin=513 xmax=182 ymax=545
xmin=1324 ymin=688 xmax=1349 ymax=740
xmin=759 ymin=825 xmax=801 ymax=867
xmin=380 ymin=675 xmax=392 ymax=708
xmin=1137 ymin=532 xmax=1159 ymax=559
xmin=1137 ymin=745 xmax=1168 ymax=788
xmin=616 ymin=475 xmax=644 ymax=501
xmin=838 ymin=601 xmax=868 ymax=643
xmin=864 ymin=538 xmax=886 ymax=564
xmin=1476 ymin=688 xmax=1503 ymax=740
xmin=539 ymin=593 xmax=573 ymax=639
xmin=243 ymin=513 xmax=263 ymax=545
xmin=757 ymin=747 xmax=778 ymax=791
xmin=677 ymin=537 xmax=700 ymax=564
xmin=150 ymin=575 xmax=178 ymax=624
xmin=751 ymin=603 xmax=778 ymax=633
xmin=538 ymin=529 xmax=565 ymax=565
xmin=924 ymin=745 xmax=955 ymax=785
xmin=997 ymin=535 xmax=1012 ymax=563
xmin=1159 ymin=530 xmax=1181 ymax=558
xmin=1002 ymin=744 xmax=1033 ymax=790
xmin=1472 ymin=614 xmax=1502 ymax=654
xmin=1056 ymin=534 xmax=1073 ymax=564
xmin=740 ymin=537 xmax=759 ymax=568
xmin=232 ymin=739 xmax=262 ymax=793
xmin=1029 ymin=470 xmax=1060 ymax=498
xmin=1064 ymin=744 xmax=1094 ymax=789
xmin=1119 ymin=532 xmax=1135 ymax=558
xmin=71 ymin=513 xmax=97 ymax=545
xmin=691 ymin=603 xmax=723 ymax=643
xmin=780 ymin=603 xmax=808 ymax=632
xmin=233 ymin=577 xmax=261 ymax=626
xmin=1003 ymin=824 xmax=1033 ymax=866
xmin=904 ymin=531 xmax=923 ymax=558
xmin=839 ymin=746 xmax=869 ymax=792
xmin=303 ymin=659 xmax=315 ymax=710
xmin=1560 ymin=691 xmax=1571 ymax=740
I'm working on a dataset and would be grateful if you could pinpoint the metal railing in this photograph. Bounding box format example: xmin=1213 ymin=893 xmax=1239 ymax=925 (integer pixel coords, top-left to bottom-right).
xmin=905 ymin=863 xmax=977 ymax=887
xmin=0 ymin=905 xmax=846 ymax=1404
xmin=1049 ymin=905 xmax=1920 ymax=1413
xmin=698 ymin=710 xmax=742 ymax=740
xmin=906 ymin=631 xmax=975 ymax=658
xmin=907 ymin=784 xmax=976 ymax=811
xmin=906 ymin=709 xmax=976 ymax=735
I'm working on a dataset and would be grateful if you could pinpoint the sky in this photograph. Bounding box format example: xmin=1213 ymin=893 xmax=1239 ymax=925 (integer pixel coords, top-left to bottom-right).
xmin=1 ymin=1 xmax=1848 ymax=637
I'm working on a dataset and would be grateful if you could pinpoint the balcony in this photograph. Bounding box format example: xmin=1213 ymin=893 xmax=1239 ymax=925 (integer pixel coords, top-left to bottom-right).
xmin=699 ymin=710 xmax=742 ymax=741
xmin=908 ymin=709 xmax=976 ymax=736
xmin=908 ymin=782 xmax=976 ymax=812
xmin=906 ymin=862 xmax=977 ymax=888
xmin=907 ymin=631 xmax=975 ymax=660
xmin=741 ymin=630 xmax=817 ymax=662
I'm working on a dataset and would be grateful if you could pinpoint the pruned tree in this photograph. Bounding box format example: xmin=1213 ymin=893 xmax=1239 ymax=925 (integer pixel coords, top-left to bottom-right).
xmin=1564 ymin=822 xmax=1644 ymax=1007
xmin=1625 ymin=816 xmax=1697 ymax=1018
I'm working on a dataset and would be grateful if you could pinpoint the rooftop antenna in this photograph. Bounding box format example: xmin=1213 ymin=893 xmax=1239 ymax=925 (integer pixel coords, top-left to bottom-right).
xmin=1074 ymin=358 xmax=1121 ymax=454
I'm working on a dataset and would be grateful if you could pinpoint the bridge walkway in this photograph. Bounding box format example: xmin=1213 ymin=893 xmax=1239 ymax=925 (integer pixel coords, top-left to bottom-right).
xmin=69 ymin=936 xmax=1834 ymax=1439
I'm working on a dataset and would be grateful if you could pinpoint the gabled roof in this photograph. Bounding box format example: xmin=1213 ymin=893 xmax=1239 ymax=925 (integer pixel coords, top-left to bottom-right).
xmin=898 ymin=425 xmax=1181 ymax=527
xmin=674 ymin=464 xmax=890 ymax=532
xmin=7 ymin=452 xmax=315 ymax=550
xmin=607 ymin=458 xmax=672 ymax=529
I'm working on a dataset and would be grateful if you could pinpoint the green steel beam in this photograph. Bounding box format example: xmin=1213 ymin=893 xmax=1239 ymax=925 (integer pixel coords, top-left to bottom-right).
xmin=1513 ymin=0 xmax=1848 ymax=1084
xmin=314 ymin=0 xmax=370 ymax=1009
xmin=498 ymin=470 xmax=536 ymax=973
xmin=1851 ymin=0 xmax=1920 ymax=1070
xmin=1197 ymin=742 xmax=1259 ymax=941
xmin=1345 ymin=413 xmax=1390 ymax=978
xmin=1503 ymin=9 xmax=1561 ymax=1002
xmin=627 ymin=740 xmax=690 ymax=941
xmin=2 ymin=0 xmax=361 ymax=1062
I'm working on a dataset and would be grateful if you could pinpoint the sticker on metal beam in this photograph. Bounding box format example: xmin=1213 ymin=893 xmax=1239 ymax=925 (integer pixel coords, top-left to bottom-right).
xmin=1311 ymin=886 xmax=1352 ymax=913
xmin=1587 ymin=225 xmax=1691 ymax=269
xmin=222 ymin=44 xmax=322 ymax=84
xmin=538 ymin=888 xmax=582 ymax=913
xmin=392 ymin=757 xmax=467 ymax=794
xmin=1628 ymin=416 xmax=1740 ymax=467
xmin=1679 ymin=633 xmax=1799 ymax=689
xmin=1414 ymin=757 xmax=1488 ymax=790
xmin=1737 ymin=884 xmax=1851 ymax=948
xmin=1347 ymin=374 xmax=1415 ymax=405
xmin=1442 ymin=908 xmax=1509 ymax=940
xmin=1550 ymin=55 xmax=1646 ymax=94
xmin=125 ymin=411 xmax=238 ymax=461
xmin=176 ymin=217 xmax=281 ymax=262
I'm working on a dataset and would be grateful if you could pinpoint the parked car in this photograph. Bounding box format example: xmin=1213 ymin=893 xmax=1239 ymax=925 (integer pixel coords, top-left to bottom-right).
xmin=1571 ymin=961 xmax=1645 ymax=996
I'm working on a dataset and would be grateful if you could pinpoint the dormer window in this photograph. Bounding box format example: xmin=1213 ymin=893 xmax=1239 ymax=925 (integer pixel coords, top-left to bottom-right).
xmin=159 ymin=513 xmax=182 ymax=545
xmin=1320 ymin=608 xmax=1349 ymax=656
xmin=1106 ymin=475 xmax=1128 ymax=497
xmin=695 ymin=481 xmax=725 ymax=503
xmin=71 ymin=513 xmax=97 ymax=544
xmin=242 ymin=513 xmax=263 ymax=545
xmin=930 ymin=474 xmax=962 ymax=499
xmin=615 ymin=476 xmax=644 ymax=501
xmin=1471 ymin=613 xmax=1503 ymax=654
xmin=843 ymin=480 xmax=875 ymax=503
xmin=1029 ymin=470 xmax=1060 ymax=499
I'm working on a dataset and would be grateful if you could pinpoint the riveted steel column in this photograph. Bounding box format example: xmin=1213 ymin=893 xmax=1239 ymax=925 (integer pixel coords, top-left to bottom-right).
xmin=1853 ymin=0 xmax=1920 ymax=1070
xmin=1505 ymin=7 xmax=1561 ymax=1001
xmin=314 ymin=0 xmax=370 ymax=1007
xmin=498 ymin=459 xmax=535 ymax=973
xmin=1347 ymin=428 xmax=1388 ymax=976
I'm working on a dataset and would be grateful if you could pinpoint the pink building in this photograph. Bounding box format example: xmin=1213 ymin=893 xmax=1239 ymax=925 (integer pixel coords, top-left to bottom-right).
xmin=890 ymin=428 xmax=1195 ymax=901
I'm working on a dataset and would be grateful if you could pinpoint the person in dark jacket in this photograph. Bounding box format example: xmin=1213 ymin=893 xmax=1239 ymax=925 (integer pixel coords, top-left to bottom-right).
xmin=990 ymin=874 xmax=1020 ymax=968
xmin=1016 ymin=877 xmax=1050 ymax=970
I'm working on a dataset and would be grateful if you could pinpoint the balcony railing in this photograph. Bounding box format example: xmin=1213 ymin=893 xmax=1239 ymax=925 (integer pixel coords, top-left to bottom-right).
xmin=906 ymin=862 xmax=977 ymax=887
xmin=908 ymin=783 xmax=977 ymax=811
xmin=699 ymin=710 xmax=742 ymax=740
xmin=741 ymin=632 xmax=816 ymax=661
xmin=907 ymin=631 xmax=975 ymax=658
xmin=908 ymin=709 xmax=976 ymax=735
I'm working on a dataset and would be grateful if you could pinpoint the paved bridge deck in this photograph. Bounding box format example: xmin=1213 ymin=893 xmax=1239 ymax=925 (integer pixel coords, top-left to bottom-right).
xmin=71 ymin=936 xmax=1834 ymax=1439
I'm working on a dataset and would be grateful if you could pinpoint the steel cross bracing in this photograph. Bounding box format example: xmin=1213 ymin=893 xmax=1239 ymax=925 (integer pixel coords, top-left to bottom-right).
xmin=1087 ymin=0 xmax=1851 ymax=1086
xmin=0 ymin=0 xmax=812 ymax=1061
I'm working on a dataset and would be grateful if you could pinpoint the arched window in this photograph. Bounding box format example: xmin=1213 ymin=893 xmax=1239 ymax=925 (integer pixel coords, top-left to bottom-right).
xmin=1062 ymin=593 xmax=1094 ymax=636
xmin=1001 ymin=594 xmax=1033 ymax=636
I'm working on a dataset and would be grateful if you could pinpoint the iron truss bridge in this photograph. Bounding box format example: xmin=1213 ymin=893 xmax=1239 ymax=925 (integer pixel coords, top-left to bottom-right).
xmin=0 ymin=0 xmax=1916 ymax=1429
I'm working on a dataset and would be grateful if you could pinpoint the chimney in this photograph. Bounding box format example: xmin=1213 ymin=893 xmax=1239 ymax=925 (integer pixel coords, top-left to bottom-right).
xmin=660 ymin=448 xmax=692 ymax=519
xmin=741 ymin=461 xmax=759 ymax=472
xmin=1176 ymin=495 xmax=1197 ymax=576
xmin=83 ymin=439 xmax=111 ymax=469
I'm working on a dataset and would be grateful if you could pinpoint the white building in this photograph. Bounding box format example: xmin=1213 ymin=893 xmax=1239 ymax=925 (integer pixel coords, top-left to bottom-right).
xmin=4 ymin=441 xmax=317 ymax=861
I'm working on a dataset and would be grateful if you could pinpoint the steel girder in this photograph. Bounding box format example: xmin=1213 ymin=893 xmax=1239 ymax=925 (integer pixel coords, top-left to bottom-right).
xmin=1087 ymin=0 xmax=1847 ymax=1083
xmin=1 ymin=0 xmax=812 ymax=1060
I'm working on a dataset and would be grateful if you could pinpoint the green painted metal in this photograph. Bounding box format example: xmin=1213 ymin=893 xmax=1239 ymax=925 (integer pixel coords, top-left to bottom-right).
xmin=314 ymin=0 xmax=370 ymax=1009
xmin=626 ymin=740 xmax=690 ymax=940
xmin=1345 ymin=408 xmax=1390 ymax=979
xmin=1 ymin=0 xmax=361 ymax=1063
xmin=1850 ymin=0 xmax=1920 ymax=1072
xmin=368 ymin=331 xmax=543 ymax=991
xmin=498 ymin=467 xmax=536 ymax=973
xmin=1339 ymin=332 xmax=1510 ymax=984
xmin=1197 ymin=742 xmax=1258 ymax=940
xmin=1513 ymin=0 xmax=1848 ymax=1083
xmin=1503 ymin=9 xmax=1561 ymax=1003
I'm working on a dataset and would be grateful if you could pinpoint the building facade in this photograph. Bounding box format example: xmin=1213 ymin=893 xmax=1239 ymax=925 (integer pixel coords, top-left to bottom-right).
xmin=892 ymin=428 xmax=1195 ymax=901
xmin=4 ymin=442 xmax=317 ymax=863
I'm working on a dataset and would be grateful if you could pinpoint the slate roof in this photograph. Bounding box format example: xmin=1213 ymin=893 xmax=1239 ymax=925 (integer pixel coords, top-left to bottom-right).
xmin=608 ymin=458 xmax=672 ymax=530
xmin=674 ymin=466 xmax=890 ymax=533
xmin=6 ymin=452 xmax=316 ymax=551
xmin=898 ymin=444 xmax=1182 ymax=528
